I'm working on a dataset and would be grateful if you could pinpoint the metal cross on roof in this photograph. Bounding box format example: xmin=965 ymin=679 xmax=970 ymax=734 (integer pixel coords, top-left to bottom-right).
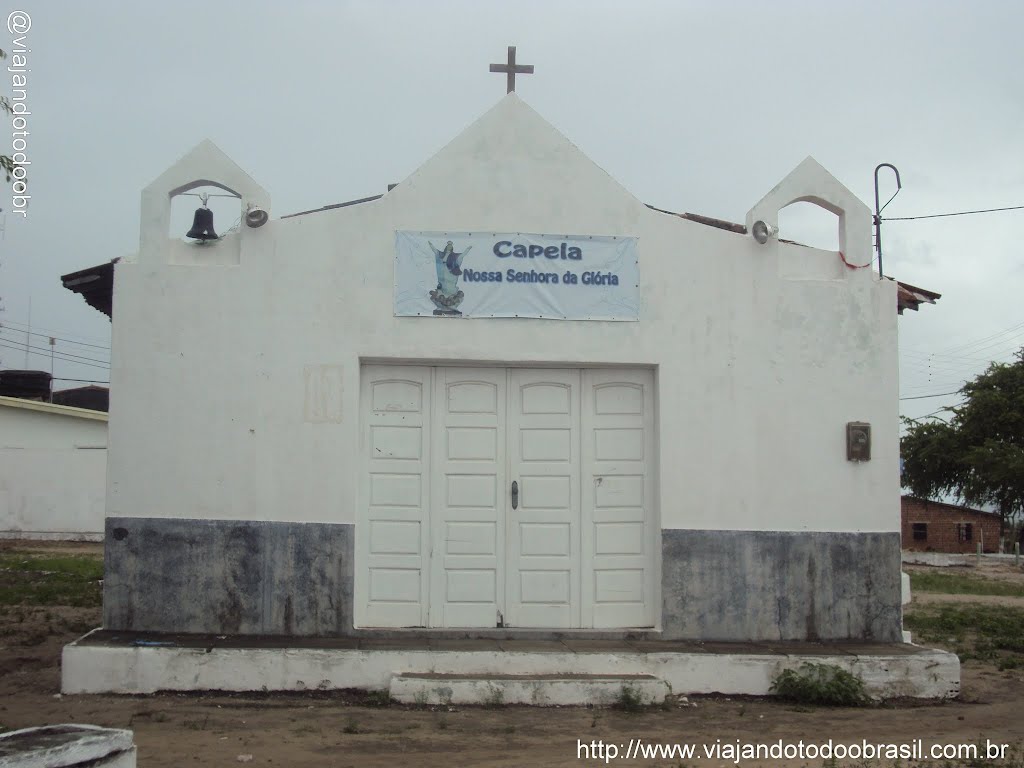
xmin=490 ymin=46 xmax=534 ymax=93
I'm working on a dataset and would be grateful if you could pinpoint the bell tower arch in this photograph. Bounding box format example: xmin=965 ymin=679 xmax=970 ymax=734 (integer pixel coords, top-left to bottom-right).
xmin=136 ymin=139 xmax=270 ymax=265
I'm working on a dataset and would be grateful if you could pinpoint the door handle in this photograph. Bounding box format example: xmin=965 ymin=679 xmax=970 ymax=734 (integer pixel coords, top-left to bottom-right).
xmin=511 ymin=480 xmax=519 ymax=510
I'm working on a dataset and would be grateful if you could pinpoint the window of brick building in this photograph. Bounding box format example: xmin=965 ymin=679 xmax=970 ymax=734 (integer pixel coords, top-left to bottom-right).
xmin=957 ymin=523 xmax=973 ymax=542
xmin=912 ymin=523 xmax=927 ymax=541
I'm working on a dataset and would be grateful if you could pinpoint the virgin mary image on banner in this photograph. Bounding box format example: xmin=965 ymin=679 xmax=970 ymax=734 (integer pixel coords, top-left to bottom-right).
xmin=428 ymin=240 xmax=473 ymax=315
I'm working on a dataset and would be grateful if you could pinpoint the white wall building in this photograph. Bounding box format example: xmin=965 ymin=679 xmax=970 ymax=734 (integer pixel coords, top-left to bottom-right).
xmin=101 ymin=95 xmax=911 ymax=641
xmin=0 ymin=396 xmax=107 ymax=541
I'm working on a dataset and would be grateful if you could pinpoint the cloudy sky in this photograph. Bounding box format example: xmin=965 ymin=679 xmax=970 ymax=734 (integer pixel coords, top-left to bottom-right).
xmin=1 ymin=0 xmax=1021 ymax=426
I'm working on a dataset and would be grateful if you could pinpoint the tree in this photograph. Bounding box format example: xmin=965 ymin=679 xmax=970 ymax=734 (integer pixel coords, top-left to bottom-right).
xmin=901 ymin=349 xmax=1024 ymax=536
xmin=0 ymin=49 xmax=12 ymax=181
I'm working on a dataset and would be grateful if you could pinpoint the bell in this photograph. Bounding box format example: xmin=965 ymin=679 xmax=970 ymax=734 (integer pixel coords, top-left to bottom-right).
xmin=186 ymin=206 xmax=218 ymax=241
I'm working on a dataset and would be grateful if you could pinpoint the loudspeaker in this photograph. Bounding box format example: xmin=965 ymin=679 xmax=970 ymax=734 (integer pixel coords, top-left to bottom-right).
xmin=245 ymin=205 xmax=269 ymax=228
xmin=752 ymin=220 xmax=778 ymax=245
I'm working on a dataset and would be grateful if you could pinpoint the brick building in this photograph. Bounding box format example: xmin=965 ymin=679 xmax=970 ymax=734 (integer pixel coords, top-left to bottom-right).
xmin=901 ymin=495 xmax=1001 ymax=553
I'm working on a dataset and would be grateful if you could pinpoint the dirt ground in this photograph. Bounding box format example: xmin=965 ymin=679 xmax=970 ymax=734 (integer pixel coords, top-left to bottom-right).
xmin=3 ymin=545 xmax=1024 ymax=766
xmin=904 ymin=558 xmax=1024 ymax=608
xmin=0 ymin=539 xmax=104 ymax=556
xmin=904 ymin=556 xmax=1024 ymax=586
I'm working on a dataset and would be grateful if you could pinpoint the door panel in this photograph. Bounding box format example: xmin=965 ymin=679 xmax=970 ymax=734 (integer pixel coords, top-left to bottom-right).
xmin=360 ymin=365 xmax=656 ymax=630
xmin=359 ymin=365 xmax=431 ymax=627
xmin=506 ymin=369 xmax=581 ymax=628
xmin=429 ymin=367 xmax=506 ymax=627
xmin=581 ymin=369 xmax=656 ymax=628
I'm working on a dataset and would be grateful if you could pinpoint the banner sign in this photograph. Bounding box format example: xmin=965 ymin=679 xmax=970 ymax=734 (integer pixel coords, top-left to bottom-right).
xmin=394 ymin=231 xmax=639 ymax=321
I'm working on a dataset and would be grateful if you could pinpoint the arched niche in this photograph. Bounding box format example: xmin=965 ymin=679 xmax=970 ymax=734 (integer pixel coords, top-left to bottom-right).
xmin=777 ymin=200 xmax=841 ymax=253
xmin=137 ymin=139 xmax=270 ymax=265
xmin=745 ymin=157 xmax=873 ymax=281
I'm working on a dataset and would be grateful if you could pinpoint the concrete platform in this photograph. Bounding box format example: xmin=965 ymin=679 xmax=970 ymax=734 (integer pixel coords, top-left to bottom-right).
xmin=390 ymin=672 xmax=670 ymax=706
xmin=61 ymin=630 xmax=961 ymax=703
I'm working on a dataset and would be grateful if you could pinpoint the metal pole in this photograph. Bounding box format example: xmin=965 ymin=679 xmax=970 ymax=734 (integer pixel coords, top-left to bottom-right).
xmin=24 ymin=296 xmax=30 ymax=368
xmin=873 ymin=163 xmax=902 ymax=280
xmin=49 ymin=337 xmax=55 ymax=402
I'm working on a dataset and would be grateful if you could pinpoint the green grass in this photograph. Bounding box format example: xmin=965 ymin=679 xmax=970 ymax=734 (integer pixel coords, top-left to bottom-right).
xmin=0 ymin=552 xmax=103 ymax=607
xmin=904 ymin=603 xmax=1024 ymax=668
xmin=613 ymin=684 xmax=647 ymax=712
xmin=769 ymin=663 xmax=870 ymax=707
xmin=909 ymin=571 xmax=1024 ymax=597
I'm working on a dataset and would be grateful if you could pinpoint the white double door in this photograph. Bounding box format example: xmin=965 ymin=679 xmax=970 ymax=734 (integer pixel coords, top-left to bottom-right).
xmin=360 ymin=365 xmax=655 ymax=630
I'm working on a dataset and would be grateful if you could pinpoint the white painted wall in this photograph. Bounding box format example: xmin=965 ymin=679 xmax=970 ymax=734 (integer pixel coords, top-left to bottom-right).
xmin=0 ymin=398 xmax=107 ymax=539
xmin=108 ymin=94 xmax=898 ymax=534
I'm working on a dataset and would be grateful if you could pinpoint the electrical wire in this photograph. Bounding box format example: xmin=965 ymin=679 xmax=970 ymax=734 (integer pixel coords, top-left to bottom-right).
xmin=0 ymin=340 xmax=111 ymax=369
xmin=905 ymin=346 xmax=1024 ymax=364
xmin=930 ymin=322 xmax=1024 ymax=357
xmin=0 ymin=320 xmax=111 ymax=350
xmin=901 ymin=357 xmax=991 ymax=373
xmin=902 ymin=349 xmax=1017 ymax=366
xmin=883 ymin=204 xmax=1024 ymax=221
xmin=0 ymin=335 xmax=111 ymax=366
xmin=52 ymin=377 xmax=110 ymax=384
xmin=900 ymin=363 xmax=1016 ymax=386
xmin=919 ymin=405 xmax=958 ymax=420
xmin=899 ymin=390 xmax=963 ymax=401
xmin=899 ymin=356 xmax=1021 ymax=394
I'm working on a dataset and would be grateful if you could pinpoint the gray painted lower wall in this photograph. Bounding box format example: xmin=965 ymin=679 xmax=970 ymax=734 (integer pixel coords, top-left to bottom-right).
xmin=104 ymin=518 xmax=901 ymax=642
xmin=104 ymin=517 xmax=354 ymax=636
xmin=661 ymin=529 xmax=903 ymax=642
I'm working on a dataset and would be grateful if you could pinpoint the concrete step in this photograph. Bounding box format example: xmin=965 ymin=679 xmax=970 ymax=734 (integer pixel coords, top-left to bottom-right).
xmin=62 ymin=629 xmax=962 ymax=700
xmin=389 ymin=672 xmax=670 ymax=706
